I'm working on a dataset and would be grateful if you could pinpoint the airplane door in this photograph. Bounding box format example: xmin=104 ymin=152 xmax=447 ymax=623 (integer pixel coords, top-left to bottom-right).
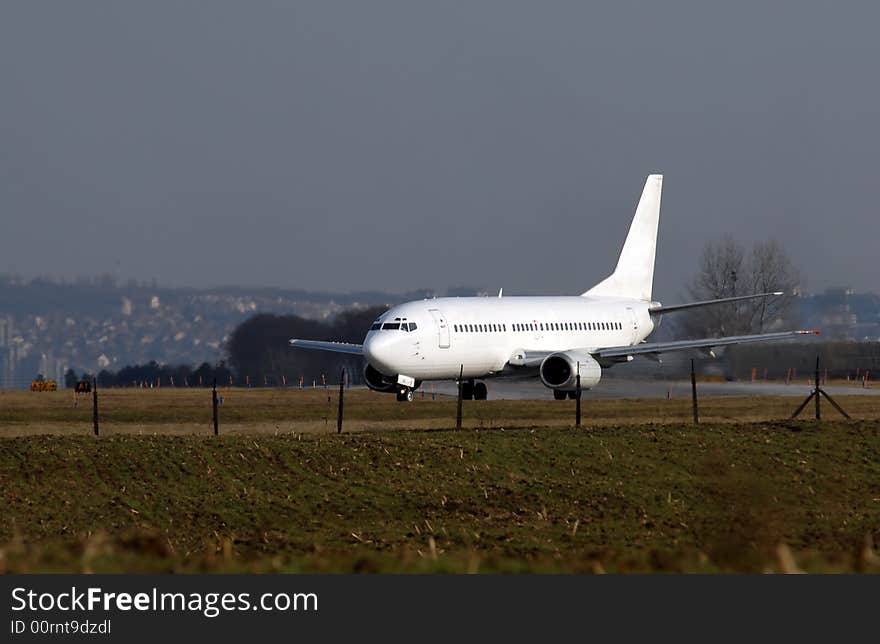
xmin=428 ymin=309 xmax=451 ymax=349
xmin=626 ymin=307 xmax=639 ymax=344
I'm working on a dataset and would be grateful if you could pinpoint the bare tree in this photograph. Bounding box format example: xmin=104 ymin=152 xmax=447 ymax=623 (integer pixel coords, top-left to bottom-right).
xmin=745 ymin=240 xmax=800 ymax=332
xmin=678 ymin=236 xmax=800 ymax=338
xmin=680 ymin=235 xmax=745 ymax=337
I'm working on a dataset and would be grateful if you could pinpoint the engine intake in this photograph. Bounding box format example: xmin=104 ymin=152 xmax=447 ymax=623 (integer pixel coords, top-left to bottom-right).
xmin=363 ymin=363 xmax=398 ymax=393
xmin=539 ymin=352 xmax=602 ymax=391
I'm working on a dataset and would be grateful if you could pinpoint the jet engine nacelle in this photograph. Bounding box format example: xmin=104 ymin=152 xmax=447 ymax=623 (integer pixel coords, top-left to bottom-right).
xmin=363 ymin=363 xmax=398 ymax=393
xmin=539 ymin=352 xmax=602 ymax=391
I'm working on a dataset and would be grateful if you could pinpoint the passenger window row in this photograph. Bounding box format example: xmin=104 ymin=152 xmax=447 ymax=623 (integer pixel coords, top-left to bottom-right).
xmin=453 ymin=323 xmax=507 ymax=333
xmin=452 ymin=321 xmax=624 ymax=333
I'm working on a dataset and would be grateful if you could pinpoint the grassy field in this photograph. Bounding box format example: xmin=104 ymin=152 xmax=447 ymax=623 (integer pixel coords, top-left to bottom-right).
xmin=1 ymin=386 xmax=878 ymax=436
xmin=1 ymin=388 xmax=879 ymax=573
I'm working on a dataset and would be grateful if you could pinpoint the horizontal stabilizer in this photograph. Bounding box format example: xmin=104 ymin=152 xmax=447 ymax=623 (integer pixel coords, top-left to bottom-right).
xmin=650 ymin=292 xmax=784 ymax=315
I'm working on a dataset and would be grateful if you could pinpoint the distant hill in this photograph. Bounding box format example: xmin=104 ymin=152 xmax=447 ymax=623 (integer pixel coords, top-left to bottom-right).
xmin=0 ymin=275 xmax=477 ymax=386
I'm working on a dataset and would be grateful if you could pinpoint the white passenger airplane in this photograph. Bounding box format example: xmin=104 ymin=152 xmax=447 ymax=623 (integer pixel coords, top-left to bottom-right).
xmin=291 ymin=175 xmax=817 ymax=401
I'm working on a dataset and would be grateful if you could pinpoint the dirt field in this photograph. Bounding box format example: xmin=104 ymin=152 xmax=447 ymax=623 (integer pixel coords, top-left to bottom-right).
xmin=1 ymin=388 xmax=878 ymax=573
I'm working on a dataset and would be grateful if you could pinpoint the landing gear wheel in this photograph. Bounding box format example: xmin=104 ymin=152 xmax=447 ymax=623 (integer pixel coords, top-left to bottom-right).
xmin=473 ymin=382 xmax=488 ymax=400
xmin=553 ymin=390 xmax=568 ymax=401
xmin=567 ymin=391 xmax=579 ymax=400
xmin=396 ymin=387 xmax=414 ymax=402
xmin=461 ymin=381 xmax=474 ymax=400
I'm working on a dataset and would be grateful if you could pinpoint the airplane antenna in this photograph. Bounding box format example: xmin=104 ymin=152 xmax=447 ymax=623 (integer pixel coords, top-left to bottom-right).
xmin=498 ymin=288 xmax=503 ymax=298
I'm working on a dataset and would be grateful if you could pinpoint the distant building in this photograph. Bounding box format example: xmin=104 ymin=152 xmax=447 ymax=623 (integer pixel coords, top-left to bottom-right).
xmin=38 ymin=351 xmax=67 ymax=388
xmin=2 ymin=345 xmax=17 ymax=389
xmin=799 ymin=288 xmax=880 ymax=341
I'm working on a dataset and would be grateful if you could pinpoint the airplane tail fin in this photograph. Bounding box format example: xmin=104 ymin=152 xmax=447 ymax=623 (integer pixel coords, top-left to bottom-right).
xmin=583 ymin=174 xmax=663 ymax=301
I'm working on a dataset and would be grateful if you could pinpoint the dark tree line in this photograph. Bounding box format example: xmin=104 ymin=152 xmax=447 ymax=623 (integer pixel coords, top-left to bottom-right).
xmin=726 ymin=341 xmax=880 ymax=381
xmin=65 ymin=362 xmax=234 ymax=388
xmin=226 ymin=306 xmax=388 ymax=386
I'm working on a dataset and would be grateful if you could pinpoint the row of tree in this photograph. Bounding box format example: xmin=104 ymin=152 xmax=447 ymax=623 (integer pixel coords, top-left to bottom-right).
xmin=726 ymin=341 xmax=880 ymax=381
xmin=64 ymin=361 xmax=234 ymax=389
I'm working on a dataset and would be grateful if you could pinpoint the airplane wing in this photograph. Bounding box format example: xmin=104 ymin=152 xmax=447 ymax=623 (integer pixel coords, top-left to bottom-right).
xmin=595 ymin=329 xmax=820 ymax=360
xmin=288 ymin=339 xmax=364 ymax=355
xmin=649 ymin=292 xmax=783 ymax=314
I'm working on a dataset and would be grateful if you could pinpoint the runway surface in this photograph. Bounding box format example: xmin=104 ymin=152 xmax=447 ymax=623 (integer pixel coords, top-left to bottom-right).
xmin=425 ymin=378 xmax=880 ymax=400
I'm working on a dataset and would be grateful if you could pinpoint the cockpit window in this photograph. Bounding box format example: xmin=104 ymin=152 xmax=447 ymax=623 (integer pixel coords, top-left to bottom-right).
xmin=382 ymin=323 xmax=401 ymax=330
xmin=370 ymin=323 xmax=382 ymax=331
xmin=407 ymin=323 xmax=417 ymax=331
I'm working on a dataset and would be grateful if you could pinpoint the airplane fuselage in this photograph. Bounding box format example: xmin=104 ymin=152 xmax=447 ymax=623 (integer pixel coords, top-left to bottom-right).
xmin=364 ymin=295 xmax=656 ymax=381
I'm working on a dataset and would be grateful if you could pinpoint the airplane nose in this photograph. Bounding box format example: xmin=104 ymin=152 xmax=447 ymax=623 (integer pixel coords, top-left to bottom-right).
xmin=364 ymin=333 xmax=397 ymax=374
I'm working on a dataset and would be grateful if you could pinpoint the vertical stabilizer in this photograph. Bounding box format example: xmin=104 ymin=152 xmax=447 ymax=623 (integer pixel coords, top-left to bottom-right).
xmin=583 ymin=174 xmax=663 ymax=301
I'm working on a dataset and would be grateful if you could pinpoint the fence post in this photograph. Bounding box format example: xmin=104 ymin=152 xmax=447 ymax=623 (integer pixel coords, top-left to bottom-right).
xmin=575 ymin=362 xmax=582 ymax=428
xmin=456 ymin=365 xmax=463 ymax=430
xmin=212 ymin=378 xmax=219 ymax=436
xmin=92 ymin=377 xmax=99 ymax=436
xmin=690 ymin=359 xmax=699 ymax=425
xmin=791 ymin=355 xmax=849 ymax=421
xmin=337 ymin=368 xmax=345 ymax=434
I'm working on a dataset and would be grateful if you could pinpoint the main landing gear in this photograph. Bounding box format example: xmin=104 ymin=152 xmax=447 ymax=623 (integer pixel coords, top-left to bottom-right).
xmin=460 ymin=379 xmax=488 ymax=401
xmin=553 ymin=390 xmax=579 ymax=400
xmin=396 ymin=387 xmax=414 ymax=402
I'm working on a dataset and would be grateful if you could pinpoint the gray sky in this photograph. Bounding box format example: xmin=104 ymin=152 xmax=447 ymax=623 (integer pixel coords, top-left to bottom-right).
xmin=2 ymin=1 xmax=879 ymax=300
